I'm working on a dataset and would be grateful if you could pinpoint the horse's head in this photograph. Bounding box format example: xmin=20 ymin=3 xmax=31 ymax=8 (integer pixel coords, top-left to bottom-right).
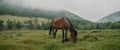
xmin=70 ymin=30 xmax=77 ymax=43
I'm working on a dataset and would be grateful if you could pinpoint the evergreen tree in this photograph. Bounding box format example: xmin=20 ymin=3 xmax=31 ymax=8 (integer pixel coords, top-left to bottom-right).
xmin=16 ymin=21 xmax=22 ymax=29
xmin=41 ymin=22 xmax=45 ymax=29
xmin=7 ymin=19 xmax=14 ymax=30
xmin=109 ymin=23 xmax=120 ymax=29
xmin=0 ymin=20 xmax=4 ymax=31
xmin=28 ymin=20 xmax=33 ymax=29
xmin=34 ymin=17 xmax=38 ymax=25
xmin=36 ymin=24 xmax=41 ymax=29
xmin=34 ymin=17 xmax=39 ymax=29
xmin=41 ymin=22 xmax=49 ymax=30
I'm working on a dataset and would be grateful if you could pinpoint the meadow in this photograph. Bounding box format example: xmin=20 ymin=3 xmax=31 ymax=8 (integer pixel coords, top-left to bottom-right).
xmin=0 ymin=29 xmax=120 ymax=50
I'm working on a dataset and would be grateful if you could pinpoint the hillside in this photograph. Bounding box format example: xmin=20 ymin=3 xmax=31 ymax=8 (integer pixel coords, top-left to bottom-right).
xmin=0 ymin=0 xmax=98 ymax=30
xmin=97 ymin=11 xmax=120 ymax=23
xmin=0 ymin=15 xmax=48 ymax=23
xmin=0 ymin=0 xmax=94 ymax=29
xmin=0 ymin=0 xmax=86 ymax=21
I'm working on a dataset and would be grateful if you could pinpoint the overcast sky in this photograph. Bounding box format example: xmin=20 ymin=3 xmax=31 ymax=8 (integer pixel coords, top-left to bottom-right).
xmin=8 ymin=0 xmax=120 ymax=22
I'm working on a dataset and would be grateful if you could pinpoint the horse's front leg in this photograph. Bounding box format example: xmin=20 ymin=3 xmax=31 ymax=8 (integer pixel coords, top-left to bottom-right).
xmin=65 ymin=29 xmax=68 ymax=42
xmin=49 ymin=26 xmax=52 ymax=38
xmin=62 ymin=29 xmax=65 ymax=43
xmin=53 ymin=29 xmax=57 ymax=41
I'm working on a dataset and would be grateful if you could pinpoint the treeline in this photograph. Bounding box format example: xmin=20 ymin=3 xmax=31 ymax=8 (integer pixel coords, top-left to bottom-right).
xmin=0 ymin=19 xmax=120 ymax=31
xmin=70 ymin=20 xmax=120 ymax=30
xmin=83 ymin=21 xmax=120 ymax=30
xmin=0 ymin=19 xmax=50 ymax=31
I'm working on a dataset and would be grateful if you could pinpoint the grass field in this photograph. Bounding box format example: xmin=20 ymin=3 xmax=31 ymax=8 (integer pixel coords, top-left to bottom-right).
xmin=0 ymin=29 xmax=120 ymax=50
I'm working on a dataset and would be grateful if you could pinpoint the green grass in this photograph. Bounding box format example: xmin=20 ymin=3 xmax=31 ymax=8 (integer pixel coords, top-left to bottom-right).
xmin=0 ymin=29 xmax=120 ymax=50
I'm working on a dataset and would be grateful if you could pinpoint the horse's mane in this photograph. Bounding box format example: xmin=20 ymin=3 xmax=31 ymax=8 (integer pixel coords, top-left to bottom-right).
xmin=65 ymin=17 xmax=73 ymax=27
xmin=65 ymin=17 xmax=77 ymax=35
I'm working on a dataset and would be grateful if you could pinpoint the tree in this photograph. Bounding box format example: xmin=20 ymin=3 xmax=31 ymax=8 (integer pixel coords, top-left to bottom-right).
xmin=109 ymin=23 xmax=120 ymax=29
xmin=16 ymin=21 xmax=22 ymax=29
xmin=0 ymin=20 xmax=4 ymax=31
xmin=28 ymin=20 xmax=33 ymax=29
xmin=34 ymin=17 xmax=38 ymax=25
xmin=36 ymin=24 xmax=41 ymax=29
xmin=34 ymin=17 xmax=39 ymax=29
xmin=7 ymin=19 xmax=14 ymax=30
xmin=41 ymin=22 xmax=49 ymax=30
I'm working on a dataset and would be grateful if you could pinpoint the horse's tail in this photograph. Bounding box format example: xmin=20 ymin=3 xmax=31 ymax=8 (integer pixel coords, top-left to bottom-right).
xmin=49 ymin=25 xmax=52 ymax=37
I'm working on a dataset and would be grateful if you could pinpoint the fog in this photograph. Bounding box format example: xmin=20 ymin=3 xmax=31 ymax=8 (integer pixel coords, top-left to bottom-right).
xmin=6 ymin=0 xmax=120 ymax=22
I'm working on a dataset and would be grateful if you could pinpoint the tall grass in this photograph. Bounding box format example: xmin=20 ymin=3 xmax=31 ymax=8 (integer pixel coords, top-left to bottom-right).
xmin=0 ymin=29 xmax=120 ymax=50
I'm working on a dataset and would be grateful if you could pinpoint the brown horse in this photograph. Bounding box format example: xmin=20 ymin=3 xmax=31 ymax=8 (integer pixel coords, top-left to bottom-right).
xmin=49 ymin=17 xmax=77 ymax=43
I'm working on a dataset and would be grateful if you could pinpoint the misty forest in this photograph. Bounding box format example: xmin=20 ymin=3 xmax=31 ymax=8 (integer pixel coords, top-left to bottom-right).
xmin=0 ymin=0 xmax=120 ymax=50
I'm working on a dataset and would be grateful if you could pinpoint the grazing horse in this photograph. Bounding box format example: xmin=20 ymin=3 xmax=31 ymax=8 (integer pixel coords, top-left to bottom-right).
xmin=49 ymin=17 xmax=77 ymax=43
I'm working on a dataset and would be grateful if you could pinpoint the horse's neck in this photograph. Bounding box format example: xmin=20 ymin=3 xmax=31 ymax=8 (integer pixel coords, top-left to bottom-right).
xmin=69 ymin=26 xmax=74 ymax=31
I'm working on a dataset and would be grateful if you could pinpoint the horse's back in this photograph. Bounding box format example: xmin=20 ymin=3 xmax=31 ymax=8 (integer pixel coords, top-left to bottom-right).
xmin=50 ymin=17 xmax=70 ymax=28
